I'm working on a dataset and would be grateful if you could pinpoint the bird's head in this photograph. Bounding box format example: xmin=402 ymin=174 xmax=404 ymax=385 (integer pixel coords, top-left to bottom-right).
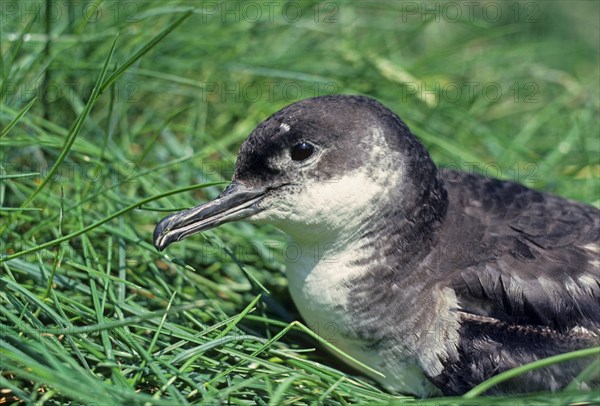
xmin=153 ymin=95 xmax=438 ymax=251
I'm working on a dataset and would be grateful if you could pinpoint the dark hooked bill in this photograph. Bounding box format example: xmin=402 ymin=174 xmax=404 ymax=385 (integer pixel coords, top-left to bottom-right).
xmin=153 ymin=182 xmax=266 ymax=251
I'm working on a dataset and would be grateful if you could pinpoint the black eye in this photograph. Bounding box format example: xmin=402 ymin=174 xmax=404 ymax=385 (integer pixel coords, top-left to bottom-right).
xmin=290 ymin=142 xmax=315 ymax=162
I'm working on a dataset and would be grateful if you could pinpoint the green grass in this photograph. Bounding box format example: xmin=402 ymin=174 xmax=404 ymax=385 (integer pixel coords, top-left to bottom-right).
xmin=1 ymin=1 xmax=599 ymax=404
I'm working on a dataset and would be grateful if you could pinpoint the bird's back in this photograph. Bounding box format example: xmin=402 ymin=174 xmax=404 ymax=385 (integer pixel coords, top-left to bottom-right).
xmin=431 ymin=169 xmax=600 ymax=394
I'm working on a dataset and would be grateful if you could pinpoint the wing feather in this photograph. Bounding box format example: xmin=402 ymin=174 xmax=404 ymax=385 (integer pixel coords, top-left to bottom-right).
xmin=439 ymin=171 xmax=600 ymax=332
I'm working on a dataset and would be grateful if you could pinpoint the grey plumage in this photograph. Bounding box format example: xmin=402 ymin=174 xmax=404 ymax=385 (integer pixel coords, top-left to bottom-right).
xmin=154 ymin=95 xmax=600 ymax=396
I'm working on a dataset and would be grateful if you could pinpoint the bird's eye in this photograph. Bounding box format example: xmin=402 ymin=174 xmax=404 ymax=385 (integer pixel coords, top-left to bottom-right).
xmin=290 ymin=142 xmax=315 ymax=162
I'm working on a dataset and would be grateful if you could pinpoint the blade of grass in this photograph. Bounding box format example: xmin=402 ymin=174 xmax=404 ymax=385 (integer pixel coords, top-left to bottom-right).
xmin=463 ymin=346 xmax=600 ymax=398
xmin=268 ymin=374 xmax=303 ymax=406
xmin=0 ymin=96 xmax=38 ymax=138
xmin=565 ymin=355 xmax=600 ymax=391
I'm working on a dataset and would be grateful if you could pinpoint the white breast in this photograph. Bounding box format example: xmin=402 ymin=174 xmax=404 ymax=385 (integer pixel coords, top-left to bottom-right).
xmin=285 ymin=238 xmax=442 ymax=397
